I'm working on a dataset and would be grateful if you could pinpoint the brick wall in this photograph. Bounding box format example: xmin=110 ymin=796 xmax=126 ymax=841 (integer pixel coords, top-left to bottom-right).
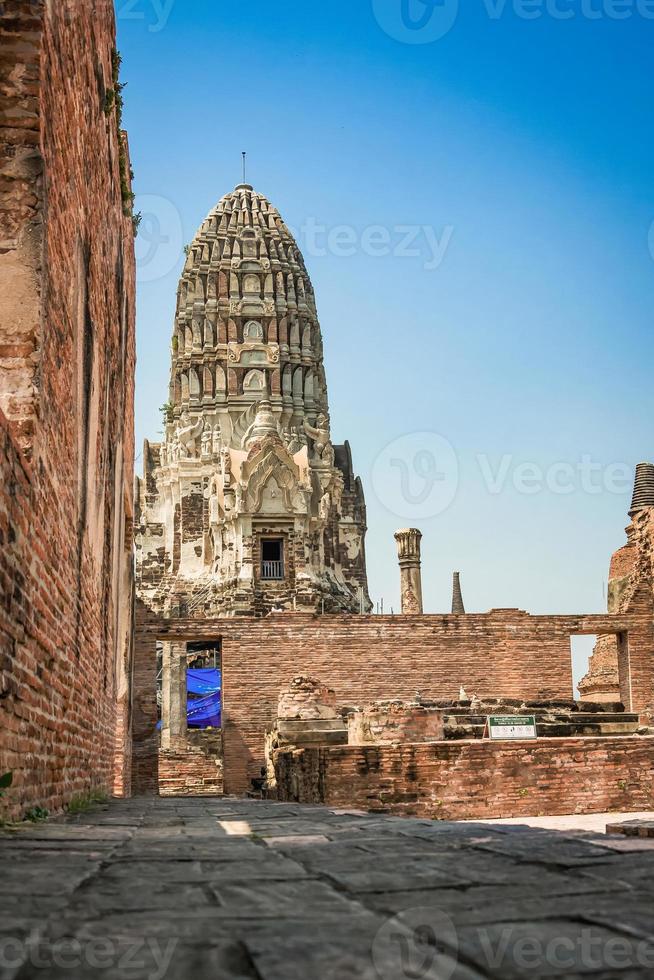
xmin=135 ymin=609 xmax=653 ymax=795
xmin=131 ymin=601 xmax=159 ymax=795
xmin=159 ymin=731 xmax=224 ymax=797
xmin=581 ymin=508 xmax=654 ymax=701
xmin=275 ymin=736 xmax=654 ymax=819
xmin=0 ymin=1 xmax=135 ymax=819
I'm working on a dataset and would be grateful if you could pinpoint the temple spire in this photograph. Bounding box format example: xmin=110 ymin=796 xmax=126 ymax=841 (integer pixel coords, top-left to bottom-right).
xmin=451 ymin=572 xmax=465 ymax=615
xmin=630 ymin=462 xmax=654 ymax=515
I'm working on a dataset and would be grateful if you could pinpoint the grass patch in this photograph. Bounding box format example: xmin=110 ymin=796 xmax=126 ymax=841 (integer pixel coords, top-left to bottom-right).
xmin=67 ymin=789 xmax=110 ymax=815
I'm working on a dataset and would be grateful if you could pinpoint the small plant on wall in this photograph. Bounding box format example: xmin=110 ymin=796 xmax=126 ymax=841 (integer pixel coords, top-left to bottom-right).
xmin=104 ymin=48 xmax=139 ymax=233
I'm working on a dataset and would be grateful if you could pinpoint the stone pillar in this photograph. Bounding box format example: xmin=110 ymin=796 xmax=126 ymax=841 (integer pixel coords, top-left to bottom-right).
xmin=160 ymin=642 xmax=187 ymax=750
xmin=452 ymin=572 xmax=466 ymax=615
xmin=394 ymin=528 xmax=423 ymax=615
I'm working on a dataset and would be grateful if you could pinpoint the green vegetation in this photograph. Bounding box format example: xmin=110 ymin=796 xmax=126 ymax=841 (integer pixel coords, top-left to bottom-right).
xmin=160 ymin=402 xmax=174 ymax=424
xmin=67 ymin=789 xmax=109 ymax=815
xmin=105 ymin=49 xmax=138 ymax=231
xmin=25 ymin=806 xmax=49 ymax=823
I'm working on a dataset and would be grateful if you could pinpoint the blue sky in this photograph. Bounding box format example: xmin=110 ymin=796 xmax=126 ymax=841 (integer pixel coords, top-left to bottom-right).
xmin=118 ymin=1 xmax=654 ymax=682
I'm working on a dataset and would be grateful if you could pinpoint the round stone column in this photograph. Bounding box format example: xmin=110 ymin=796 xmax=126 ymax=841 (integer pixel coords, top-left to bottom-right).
xmin=394 ymin=528 xmax=424 ymax=615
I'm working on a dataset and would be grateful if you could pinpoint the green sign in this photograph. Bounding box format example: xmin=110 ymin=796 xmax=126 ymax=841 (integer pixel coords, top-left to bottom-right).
xmin=488 ymin=715 xmax=537 ymax=740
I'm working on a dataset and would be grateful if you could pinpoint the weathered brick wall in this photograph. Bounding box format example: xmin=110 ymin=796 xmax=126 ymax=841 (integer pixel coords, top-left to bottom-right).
xmin=159 ymin=732 xmax=224 ymax=798
xmin=131 ymin=600 xmax=159 ymax=795
xmin=0 ymin=0 xmax=44 ymax=451
xmin=217 ymin=613 xmax=592 ymax=793
xmin=581 ymin=509 xmax=654 ymax=701
xmin=275 ymin=736 xmax=654 ymax=819
xmin=135 ymin=609 xmax=653 ymax=795
xmin=0 ymin=1 xmax=136 ymax=819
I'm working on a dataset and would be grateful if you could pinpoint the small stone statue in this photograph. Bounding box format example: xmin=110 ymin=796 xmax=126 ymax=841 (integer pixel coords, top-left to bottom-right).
xmin=212 ymin=423 xmax=222 ymax=455
xmin=304 ymin=413 xmax=332 ymax=463
xmin=177 ymin=411 xmax=204 ymax=458
xmin=208 ymin=478 xmax=221 ymax=526
xmin=221 ymin=447 xmax=232 ymax=487
xmin=319 ymin=491 xmax=331 ymax=520
xmin=201 ymin=426 xmax=212 ymax=458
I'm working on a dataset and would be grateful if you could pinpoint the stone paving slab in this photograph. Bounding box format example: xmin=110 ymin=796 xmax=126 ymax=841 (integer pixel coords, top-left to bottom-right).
xmin=607 ymin=819 xmax=654 ymax=839
xmin=4 ymin=798 xmax=654 ymax=978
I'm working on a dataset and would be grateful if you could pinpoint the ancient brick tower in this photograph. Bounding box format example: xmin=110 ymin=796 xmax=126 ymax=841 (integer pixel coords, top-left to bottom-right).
xmin=136 ymin=183 xmax=371 ymax=616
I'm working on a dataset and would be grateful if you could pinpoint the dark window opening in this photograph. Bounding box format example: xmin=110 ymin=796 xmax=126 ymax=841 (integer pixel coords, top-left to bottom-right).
xmin=261 ymin=538 xmax=284 ymax=580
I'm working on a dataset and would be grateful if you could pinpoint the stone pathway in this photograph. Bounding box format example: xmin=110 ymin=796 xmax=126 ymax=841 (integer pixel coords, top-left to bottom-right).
xmin=3 ymin=798 xmax=654 ymax=979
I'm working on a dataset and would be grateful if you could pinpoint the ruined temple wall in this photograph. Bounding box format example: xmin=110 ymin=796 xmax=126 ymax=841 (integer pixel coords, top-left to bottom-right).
xmin=0 ymin=1 xmax=136 ymax=818
xmin=275 ymin=736 xmax=654 ymax=820
xmin=216 ymin=612 xmax=654 ymax=793
xmin=217 ymin=613 xmax=576 ymax=793
xmin=581 ymin=510 xmax=654 ymax=703
xmin=134 ymin=609 xmax=653 ymax=796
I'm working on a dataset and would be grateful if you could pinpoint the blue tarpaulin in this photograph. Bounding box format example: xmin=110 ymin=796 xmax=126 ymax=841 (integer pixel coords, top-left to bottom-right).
xmin=187 ymin=668 xmax=221 ymax=728
xmin=156 ymin=668 xmax=222 ymax=730
xmin=187 ymin=669 xmax=221 ymax=696
xmin=187 ymin=692 xmax=221 ymax=728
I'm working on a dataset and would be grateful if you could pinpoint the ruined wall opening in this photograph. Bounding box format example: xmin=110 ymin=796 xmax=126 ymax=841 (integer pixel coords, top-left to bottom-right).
xmin=571 ymin=630 xmax=631 ymax=708
xmin=570 ymin=635 xmax=597 ymax=698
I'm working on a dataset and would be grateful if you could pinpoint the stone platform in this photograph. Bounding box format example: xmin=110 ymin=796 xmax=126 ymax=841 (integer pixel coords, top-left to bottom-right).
xmin=3 ymin=798 xmax=654 ymax=978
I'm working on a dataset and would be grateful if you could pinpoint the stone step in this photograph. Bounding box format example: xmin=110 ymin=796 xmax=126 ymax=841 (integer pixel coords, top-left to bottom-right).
xmin=607 ymin=820 xmax=654 ymax=839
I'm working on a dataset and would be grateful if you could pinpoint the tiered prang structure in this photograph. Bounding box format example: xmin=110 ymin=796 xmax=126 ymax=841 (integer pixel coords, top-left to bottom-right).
xmin=136 ymin=183 xmax=371 ymax=617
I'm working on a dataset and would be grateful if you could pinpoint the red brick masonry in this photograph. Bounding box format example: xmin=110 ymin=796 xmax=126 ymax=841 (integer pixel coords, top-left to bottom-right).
xmin=135 ymin=609 xmax=654 ymax=795
xmin=274 ymin=736 xmax=654 ymax=820
xmin=0 ymin=1 xmax=135 ymax=818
